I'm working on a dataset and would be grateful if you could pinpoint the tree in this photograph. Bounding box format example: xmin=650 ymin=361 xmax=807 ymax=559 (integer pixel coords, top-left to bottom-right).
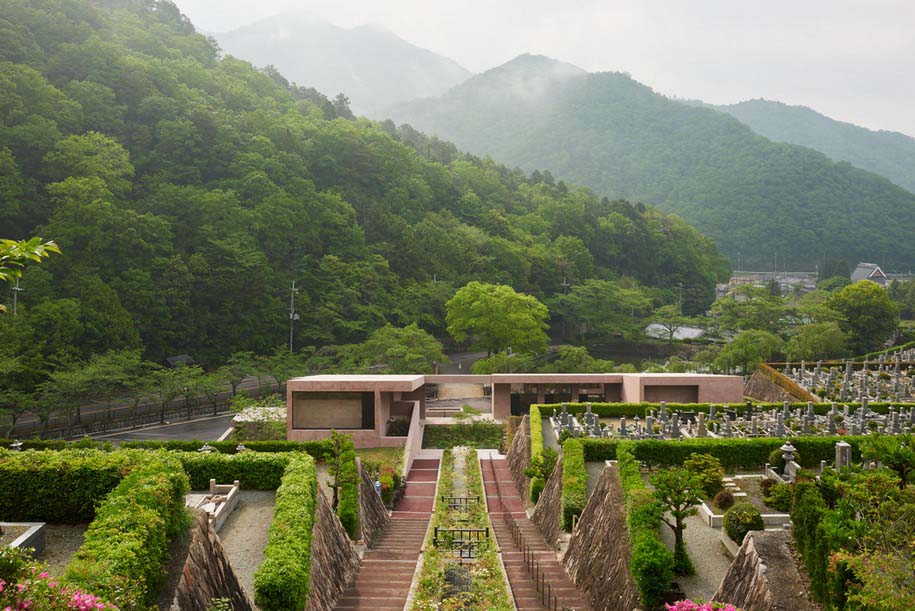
xmin=338 ymin=324 xmax=447 ymax=373
xmin=0 ymin=238 xmax=59 ymax=312
xmin=553 ymin=278 xmax=651 ymax=342
xmin=538 ymin=345 xmax=616 ymax=373
xmin=785 ymin=322 xmax=847 ymax=361
xmin=650 ymin=467 xmax=703 ymax=575
xmin=709 ymin=285 xmax=790 ymax=336
xmin=828 ymin=281 xmax=899 ymax=353
xmin=651 ymin=304 xmax=694 ymax=343
xmin=446 ymin=282 xmax=549 ymax=355
xmin=714 ymin=329 xmax=783 ymax=373
xmin=860 ymin=434 xmax=915 ymax=489
xmin=219 ymin=351 xmax=256 ymax=396
xmin=819 ymin=258 xmax=850 ymax=281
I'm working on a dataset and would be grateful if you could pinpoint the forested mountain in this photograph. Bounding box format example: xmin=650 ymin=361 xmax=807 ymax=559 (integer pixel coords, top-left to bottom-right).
xmin=385 ymin=55 xmax=915 ymax=270
xmin=0 ymin=0 xmax=728 ymax=389
xmin=716 ymin=99 xmax=915 ymax=194
xmin=214 ymin=12 xmax=471 ymax=115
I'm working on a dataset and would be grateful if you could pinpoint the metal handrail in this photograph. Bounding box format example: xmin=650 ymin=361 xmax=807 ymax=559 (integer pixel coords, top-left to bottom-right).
xmin=486 ymin=457 xmax=572 ymax=611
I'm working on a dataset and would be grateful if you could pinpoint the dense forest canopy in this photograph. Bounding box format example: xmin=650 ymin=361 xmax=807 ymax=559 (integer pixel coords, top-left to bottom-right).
xmin=0 ymin=0 xmax=728 ymax=391
xmin=385 ymin=54 xmax=915 ymax=271
xmin=717 ymin=99 xmax=915 ymax=195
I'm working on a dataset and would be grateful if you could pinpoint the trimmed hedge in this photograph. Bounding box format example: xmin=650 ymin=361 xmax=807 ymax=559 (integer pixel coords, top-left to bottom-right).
xmin=336 ymin=436 xmax=359 ymax=539
xmin=723 ymin=502 xmax=764 ymax=545
xmin=421 ymin=422 xmax=505 ymax=449
xmin=617 ymin=443 xmax=675 ymax=608
xmin=536 ymin=401 xmax=910 ymax=419
xmin=529 ymin=406 xmax=545 ymax=502
xmin=580 ymin=435 xmax=870 ymax=470
xmin=65 ymin=455 xmax=191 ymax=609
xmin=176 ymin=451 xmax=292 ymax=489
xmin=560 ymin=438 xmax=587 ymax=530
xmin=0 ymin=438 xmax=337 ymax=457
xmin=0 ymin=449 xmax=146 ymax=522
xmin=254 ymin=454 xmax=317 ymax=611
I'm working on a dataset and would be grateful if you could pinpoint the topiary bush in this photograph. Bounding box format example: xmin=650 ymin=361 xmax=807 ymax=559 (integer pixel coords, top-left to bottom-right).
xmin=254 ymin=454 xmax=317 ymax=611
xmin=763 ymin=482 xmax=794 ymax=512
xmin=683 ymin=453 xmax=725 ymax=498
xmin=723 ymin=502 xmax=764 ymax=545
xmin=528 ymin=405 xmax=545 ymax=502
xmin=713 ymin=489 xmax=735 ymax=512
xmin=630 ymin=535 xmax=674 ymax=608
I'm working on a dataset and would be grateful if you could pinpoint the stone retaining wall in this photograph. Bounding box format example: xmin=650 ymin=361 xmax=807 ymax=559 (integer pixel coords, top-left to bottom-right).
xmin=358 ymin=458 xmax=389 ymax=548
xmin=712 ymin=529 xmax=815 ymax=611
xmin=505 ymin=415 xmax=531 ymax=501
xmin=306 ymin=486 xmax=361 ymax=611
xmin=531 ymin=457 xmax=562 ymax=549
xmin=561 ymin=464 xmax=639 ymax=611
xmin=172 ymin=510 xmax=254 ymax=611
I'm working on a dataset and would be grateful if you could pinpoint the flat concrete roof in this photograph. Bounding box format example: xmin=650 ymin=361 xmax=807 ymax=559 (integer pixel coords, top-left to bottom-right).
xmin=287 ymin=374 xmax=425 ymax=392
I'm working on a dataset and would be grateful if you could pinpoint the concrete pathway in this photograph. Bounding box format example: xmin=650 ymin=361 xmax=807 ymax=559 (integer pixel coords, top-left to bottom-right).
xmin=335 ymin=452 xmax=442 ymax=610
xmin=479 ymin=451 xmax=591 ymax=611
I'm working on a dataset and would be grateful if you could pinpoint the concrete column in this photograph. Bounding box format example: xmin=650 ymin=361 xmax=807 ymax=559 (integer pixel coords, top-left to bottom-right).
xmin=493 ymin=383 xmax=511 ymax=421
xmin=374 ymin=389 xmax=383 ymax=437
xmin=537 ymin=385 xmax=546 ymax=404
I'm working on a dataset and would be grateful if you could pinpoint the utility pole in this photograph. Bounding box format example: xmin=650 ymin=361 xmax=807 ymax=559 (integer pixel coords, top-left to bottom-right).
xmin=288 ymin=280 xmax=299 ymax=352
xmin=12 ymin=277 xmax=23 ymax=316
xmin=677 ymin=282 xmax=683 ymax=311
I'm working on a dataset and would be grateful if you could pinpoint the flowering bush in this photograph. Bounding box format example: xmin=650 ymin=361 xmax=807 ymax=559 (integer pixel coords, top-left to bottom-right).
xmin=0 ymin=548 xmax=117 ymax=611
xmin=666 ymin=600 xmax=743 ymax=611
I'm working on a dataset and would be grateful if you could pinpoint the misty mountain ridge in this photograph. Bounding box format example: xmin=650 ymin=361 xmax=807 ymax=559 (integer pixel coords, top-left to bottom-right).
xmin=714 ymin=99 xmax=915 ymax=193
xmin=215 ymin=11 xmax=471 ymax=114
xmin=384 ymin=53 xmax=915 ymax=271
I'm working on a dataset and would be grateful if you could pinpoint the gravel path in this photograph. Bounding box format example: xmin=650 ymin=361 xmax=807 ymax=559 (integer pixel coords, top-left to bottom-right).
xmin=37 ymin=524 xmax=88 ymax=575
xmin=219 ymin=490 xmax=276 ymax=604
xmin=659 ymin=513 xmax=733 ymax=601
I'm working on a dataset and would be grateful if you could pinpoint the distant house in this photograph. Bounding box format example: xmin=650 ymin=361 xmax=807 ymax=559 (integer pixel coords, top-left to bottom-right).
xmin=851 ymin=262 xmax=888 ymax=286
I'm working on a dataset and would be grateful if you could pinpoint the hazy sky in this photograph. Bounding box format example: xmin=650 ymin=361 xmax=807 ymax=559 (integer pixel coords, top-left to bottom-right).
xmin=175 ymin=0 xmax=915 ymax=137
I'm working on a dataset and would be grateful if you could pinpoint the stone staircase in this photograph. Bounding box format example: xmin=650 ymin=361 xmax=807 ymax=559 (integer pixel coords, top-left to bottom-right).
xmin=481 ymin=453 xmax=591 ymax=611
xmin=334 ymin=457 xmax=440 ymax=610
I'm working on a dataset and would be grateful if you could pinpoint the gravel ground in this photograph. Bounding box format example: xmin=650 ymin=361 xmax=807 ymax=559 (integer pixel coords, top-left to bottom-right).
xmin=218 ymin=490 xmax=276 ymax=604
xmin=658 ymin=513 xmax=733 ymax=601
xmin=37 ymin=524 xmax=89 ymax=575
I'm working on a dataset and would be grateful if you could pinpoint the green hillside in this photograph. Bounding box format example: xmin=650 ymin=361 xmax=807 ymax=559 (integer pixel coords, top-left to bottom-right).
xmin=717 ymin=99 xmax=915 ymax=194
xmin=0 ymin=0 xmax=727 ymax=380
xmin=385 ymin=54 xmax=915 ymax=270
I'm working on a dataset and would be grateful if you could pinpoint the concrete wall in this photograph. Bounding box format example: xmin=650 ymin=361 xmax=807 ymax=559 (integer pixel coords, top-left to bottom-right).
xmin=493 ymin=382 xmax=511 ymax=421
xmin=644 ymin=384 xmax=700 ymax=403
xmin=291 ymin=392 xmax=363 ymax=429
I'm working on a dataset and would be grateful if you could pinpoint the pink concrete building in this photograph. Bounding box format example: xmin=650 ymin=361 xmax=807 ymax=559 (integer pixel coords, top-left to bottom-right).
xmin=286 ymin=372 xmax=743 ymax=448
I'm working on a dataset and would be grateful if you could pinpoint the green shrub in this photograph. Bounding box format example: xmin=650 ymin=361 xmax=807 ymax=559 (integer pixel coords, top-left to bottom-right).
xmin=713 ymin=489 xmax=734 ymax=511
xmin=534 ymin=401 xmax=907 ymax=418
xmin=335 ymin=435 xmax=359 ymax=539
xmin=560 ymin=439 xmax=587 ymax=530
xmin=764 ymin=482 xmax=794 ymax=512
xmin=630 ymin=534 xmax=674 ymax=608
xmin=759 ymin=477 xmax=776 ymax=497
xmin=65 ymin=456 xmax=191 ymax=609
xmin=723 ymin=502 xmax=764 ymax=545
xmin=254 ymin=454 xmax=317 ymax=611
xmin=617 ymin=443 xmax=676 ymax=607
xmin=683 ymin=453 xmax=724 ymax=497
xmin=0 ymin=449 xmax=145 ymax=522
xmin=529 ymin=406 xmax=545 ymax=503
xmin=176 ymin=451 xmax=291 ymax=489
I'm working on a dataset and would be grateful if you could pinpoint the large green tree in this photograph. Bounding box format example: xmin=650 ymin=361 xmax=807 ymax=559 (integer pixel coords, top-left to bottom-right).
xmin=446 ymin=282 xmax=549 ymax=355
xmin=714 ymin=329 xmax=784 ymax=373
xmin=828 ymin=281 xmax=899 ymax=353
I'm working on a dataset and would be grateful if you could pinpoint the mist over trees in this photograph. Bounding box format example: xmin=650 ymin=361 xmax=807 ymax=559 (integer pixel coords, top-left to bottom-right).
xmin=385 ymin=54 xmax=915 ymax=271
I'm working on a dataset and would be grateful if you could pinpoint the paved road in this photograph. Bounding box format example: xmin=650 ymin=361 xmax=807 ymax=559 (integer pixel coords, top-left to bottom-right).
xmin=94 ymin=414 xmax=234 ymax=442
